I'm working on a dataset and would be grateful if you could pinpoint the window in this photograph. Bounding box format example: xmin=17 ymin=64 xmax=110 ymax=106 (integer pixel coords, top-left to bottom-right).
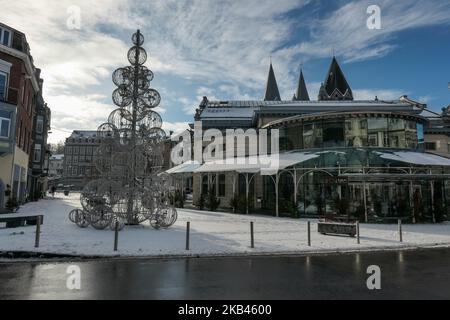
xmin=425 ymin=142 xmax=437 ymax=151
xmin=0 ymin=71 xmax=7 ymax=101
xmin=0 ymin=117 xmax=10 ymax=138
xmin=0 ymin=28 xmax=11 ymax=46
xmin=218 ymin=174 xmax=226 ymax=197
xmin=33 ymin=144 xmax=42 ymax=162
xmin=36 ymin=116 xmax=44 ymax=133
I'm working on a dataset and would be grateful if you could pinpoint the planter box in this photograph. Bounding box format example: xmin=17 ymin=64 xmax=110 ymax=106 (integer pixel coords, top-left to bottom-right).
xmin=318 ymin=222 xmax=356 ymax=237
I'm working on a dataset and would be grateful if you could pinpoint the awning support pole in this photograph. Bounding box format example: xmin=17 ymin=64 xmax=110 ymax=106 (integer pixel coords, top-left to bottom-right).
xmin=362 ymin=167 xmax=368 ymax=223
xmin=293 ymin=169 xmax=298 ymax=205
xmin=245 ymin=173 xmax=249 ymax=215
xmin=410 ymin=168 xmax=415 ymax=224
xmin=275 ymin=173 xmax=279 ymax=218
xmin=430 ymin=169 xmax=436 ymax=223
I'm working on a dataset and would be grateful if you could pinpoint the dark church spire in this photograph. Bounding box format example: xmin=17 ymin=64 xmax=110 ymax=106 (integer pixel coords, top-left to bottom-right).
xmin=293 ymin=68 xmax=310 ymax=101
xmin=264 ymin=61 xmax=281 ymax=101
xmin=318 ymin=56 xmax=353 ymax=101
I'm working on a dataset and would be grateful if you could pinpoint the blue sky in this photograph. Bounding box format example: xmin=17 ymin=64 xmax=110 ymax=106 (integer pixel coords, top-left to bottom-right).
xmin=1 ymin=0 xmax=449 ymax=143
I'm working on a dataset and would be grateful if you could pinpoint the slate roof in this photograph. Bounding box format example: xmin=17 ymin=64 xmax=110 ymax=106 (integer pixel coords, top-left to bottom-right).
xmin=320 ymin=56 xmax=353 ymax=101
xmin=293 ymin=69 xmax=310 ymax=101
xmin=263 ymin=63 xmax=281 ymax=101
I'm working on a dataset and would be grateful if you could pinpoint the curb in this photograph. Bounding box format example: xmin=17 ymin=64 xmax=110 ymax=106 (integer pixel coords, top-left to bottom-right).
xmin=1 ymin=243 xmax=449 ymax=263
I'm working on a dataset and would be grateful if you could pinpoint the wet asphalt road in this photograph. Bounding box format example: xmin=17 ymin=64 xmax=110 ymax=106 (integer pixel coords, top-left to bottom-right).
xmin=0 ymin=248 xmax=449 ymax=300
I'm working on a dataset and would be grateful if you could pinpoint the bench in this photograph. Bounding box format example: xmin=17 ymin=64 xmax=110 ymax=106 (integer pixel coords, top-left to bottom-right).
xmin=318 ymin=221 xmax=356 ymax=237
xmin=0 ymin=215 xmax=44 ymax=229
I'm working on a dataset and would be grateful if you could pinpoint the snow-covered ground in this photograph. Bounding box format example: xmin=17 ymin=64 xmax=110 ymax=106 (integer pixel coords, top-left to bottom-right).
xmin=1 ymin=193 xmax=449 ymax=257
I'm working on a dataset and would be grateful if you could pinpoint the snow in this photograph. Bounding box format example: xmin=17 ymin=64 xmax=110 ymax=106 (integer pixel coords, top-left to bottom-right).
xmin=165 ymin=161 xmax=201 ymax=174
xmin=377 ymin=151 xmax=450 ymax=166
xmin=193 ymin=152 xmax=319 ymax=175
xmin=1 ymin=193 xmax=449 ymax=258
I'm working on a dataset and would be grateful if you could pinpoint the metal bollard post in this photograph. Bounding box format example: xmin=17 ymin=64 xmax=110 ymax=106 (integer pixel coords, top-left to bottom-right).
xmin=398 ymin=219 xmax=403 ymax=243
xmin=356 ymin=221 xmax=360 ymax=244
xmin=250 ymin=221 xmax=254 ymax=248
xmin=307 ymin=221 xmax=311 ymax=247
xmin=114 ymin=221 xmax=119 ymax=251
xmin=186 ymin=221 xmax=190 ymax=250
xmin=34 ymin=216 xmax=41 ymax=248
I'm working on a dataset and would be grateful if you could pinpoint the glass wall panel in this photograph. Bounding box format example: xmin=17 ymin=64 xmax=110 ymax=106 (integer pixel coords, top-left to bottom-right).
xmin=323 ymin=119 xmax=345 ymax=148
xmin=345 ymin=119 xmax=368 ymax=147
xmin=368 ymin=118 xmax=388 ymax=147
xmin=278 ymin=127 xmax=289 ymax=152
xmin=388 ymin=118 xmax=406 ymax=148
xmin=285 ymin=125 xmax=303 ymax=150
xmin=405 ymin=120 xmax=419 ymax=149
xmin=303 ymin=121 xmax=322 ymax=149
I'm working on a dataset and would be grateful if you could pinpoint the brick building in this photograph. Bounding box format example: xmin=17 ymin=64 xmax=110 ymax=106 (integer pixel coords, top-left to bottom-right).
xmin=0 ymin=23 xmax=42 ymax=208
xmin=62 ymin=130 xmax=101 ymax=190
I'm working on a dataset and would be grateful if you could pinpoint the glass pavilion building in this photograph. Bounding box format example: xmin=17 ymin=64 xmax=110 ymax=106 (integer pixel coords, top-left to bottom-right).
xmin=166 ymin=57 xmax=450 ymax=223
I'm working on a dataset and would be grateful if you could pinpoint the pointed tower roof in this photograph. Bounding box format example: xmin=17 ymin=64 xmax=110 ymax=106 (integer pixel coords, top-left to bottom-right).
xmin=293 ymin=68 xmax=310 ymax=101
xmin=319 ymin=56 xmax=353 ymax=101
xmin=264 ymin=62 xmax=281 ymax=101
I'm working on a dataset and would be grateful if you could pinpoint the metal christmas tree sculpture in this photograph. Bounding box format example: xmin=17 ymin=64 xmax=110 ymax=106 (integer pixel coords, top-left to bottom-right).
xmin=69 ymin=30 xmax=177 ymax=231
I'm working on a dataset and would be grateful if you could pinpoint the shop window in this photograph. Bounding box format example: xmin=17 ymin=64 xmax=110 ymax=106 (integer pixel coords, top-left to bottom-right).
xmin=218 ymin=174 xmax=226 ymax=197
xmin=201 ymin=175 xmax=208 ymax=194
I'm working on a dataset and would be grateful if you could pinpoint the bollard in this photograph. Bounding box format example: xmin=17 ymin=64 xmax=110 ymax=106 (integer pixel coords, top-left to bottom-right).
xmin=114 ymin=221 xmax=119 ymax=251
xmin=307 ymin=221 xmax=311 ymax=247
xmin=186 ymin=221 xmax=190 ymax=250
xmin=398 ymin=219 xmax=403 ymax=243
xmin=356 ymin=221 xmax=360 ymax=244
xmin=34 ymin=216 xmax=41 ymax=248
xmin=250 ymin=221 xmax=254 ymax=248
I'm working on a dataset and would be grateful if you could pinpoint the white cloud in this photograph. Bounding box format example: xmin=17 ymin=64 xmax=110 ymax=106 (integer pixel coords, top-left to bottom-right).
xmin=353 ymin=89 xmax=406 ymax=101
xmin=291 ymin=0 xmax=450 ymax=63
xmin=2 ymin=0 xmax=448 ymax=142
xmin=46 ymin=94 xmax=115 ymax=143
xmin=162 ymin=121 xmax=190 ymax=135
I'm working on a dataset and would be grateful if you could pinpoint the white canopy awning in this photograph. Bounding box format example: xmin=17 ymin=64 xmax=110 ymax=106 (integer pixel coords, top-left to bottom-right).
xmin=165 ymin=160 xmax=201 ymax=175
xmin=377 ymin=151 xmax=450 ymax=166
xmin=194 ymin=151 xmax=319 ymax=175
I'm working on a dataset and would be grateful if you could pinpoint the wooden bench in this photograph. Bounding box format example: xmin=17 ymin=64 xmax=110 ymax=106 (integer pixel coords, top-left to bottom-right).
xmin=0 ymin=215 xmax=44 ymax=229
xmin=318 ymin=221 xmax=356 ymax=237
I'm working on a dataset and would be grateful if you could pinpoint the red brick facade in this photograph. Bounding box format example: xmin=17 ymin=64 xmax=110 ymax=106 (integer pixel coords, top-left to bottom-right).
xmin=0 ymin=51 xmax=36 ymax=156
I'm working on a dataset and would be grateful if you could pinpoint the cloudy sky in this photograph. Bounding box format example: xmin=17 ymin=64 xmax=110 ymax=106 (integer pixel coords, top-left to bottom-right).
xmin=1 ymin=0 xmax=449 ymax=143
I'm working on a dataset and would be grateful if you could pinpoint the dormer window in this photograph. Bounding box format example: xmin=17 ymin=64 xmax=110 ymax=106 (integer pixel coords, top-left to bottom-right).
xmin=0 ymin=27 xmax=11 ymax=46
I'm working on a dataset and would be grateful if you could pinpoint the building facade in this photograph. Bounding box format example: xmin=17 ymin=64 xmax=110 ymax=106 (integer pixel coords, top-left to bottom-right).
xmin=0 ymin=23 xmax=42 ymax=208
xmin=48 ymin=154 xmax=64 ymax=178
xmin=28 ymin=69 xmax=51 ymax=201
xmin=422 ymin=105 xmax=450 ymax=158
xmin=62 ymin=130 xmax=101 ymax=190
xmin=167 ymin=57 xmax=450 ymax=223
